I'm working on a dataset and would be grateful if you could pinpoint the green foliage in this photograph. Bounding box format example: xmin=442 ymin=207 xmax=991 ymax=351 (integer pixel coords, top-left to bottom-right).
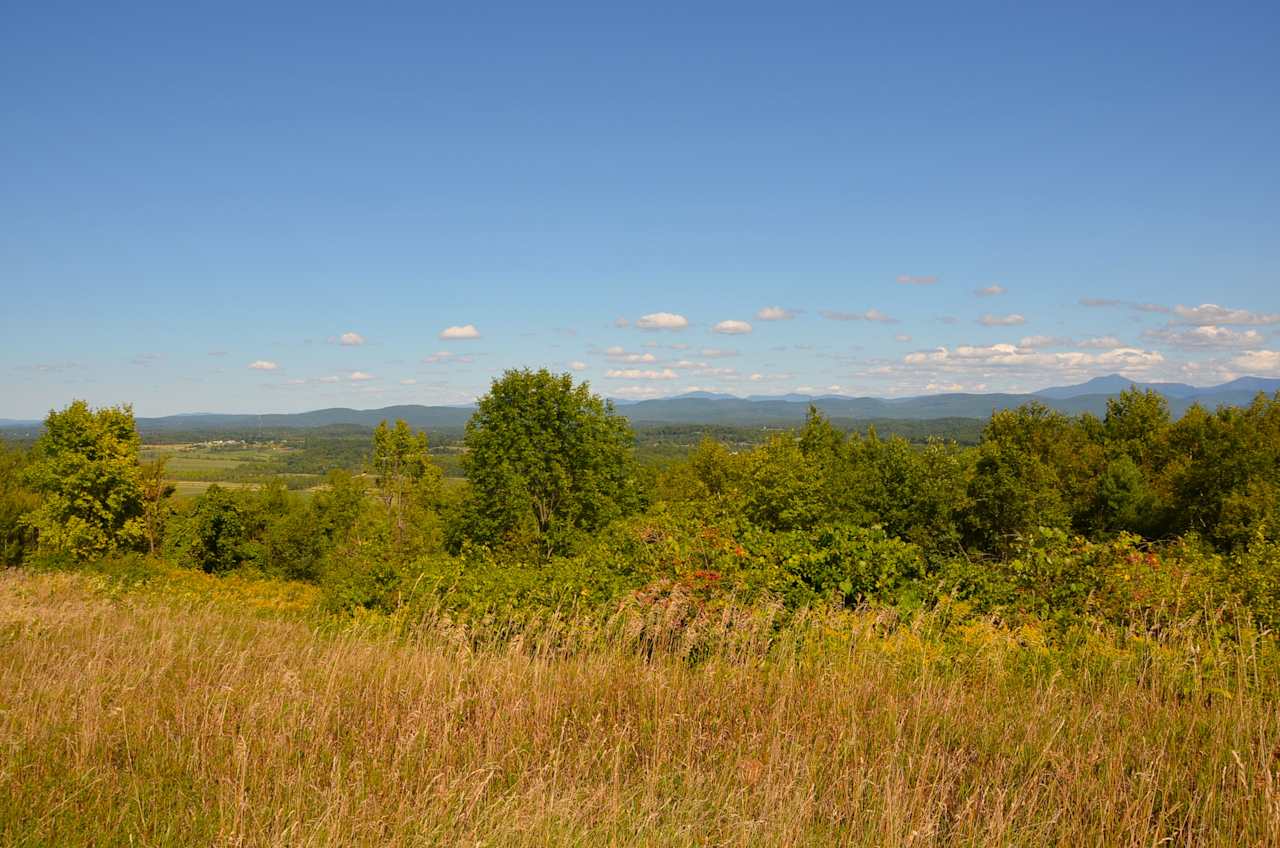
xmin=23 ymin=400 xmax=146 ymax=559
xmin=187 ymin=485 xmax=252 ymax=573
xmin=311 ymin=469 xmax=367 ymax=546
xmin=459 ymin=369 xmax=641 ymax=556
xmin=965 ymin=405 xmax=1076 ymax=553
xmin=18 ymin=388 xmax=1280 ymax=637
xmin=371 ymin=419 xmax=442 ymax=557
xmin=752 ymin=523 xmax=927 ymax=609
xmin=0 ymin=438 xmax=39 ymax=565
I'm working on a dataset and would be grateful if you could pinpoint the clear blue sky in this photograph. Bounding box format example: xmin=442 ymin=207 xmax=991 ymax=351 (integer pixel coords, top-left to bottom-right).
xmin=3 ymin=1 xmax=1278 ymax=417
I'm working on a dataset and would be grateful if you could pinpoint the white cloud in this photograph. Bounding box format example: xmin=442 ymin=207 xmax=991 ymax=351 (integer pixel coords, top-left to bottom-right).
xmin=821 ymin=308 xmax=898 ymax=323
xmin=975 ymin=285 xmax=1006 ymax=297
xmin=339 ymin=331 xmax=365 ymax=346
xmin=1078 ymin=336 xmax=1124 ymax=349
xmin=712 ymin=319 xmax=753 ymax=335
xmin=699 ymin=347 xmax=739 ymax=358
xmin=894 ymin=334 xmax=912 ymax=343
xmin=248 ymin=360 xmax=279 ymax=371
xmin=1080 ymin=298 xmax=1172 ymax=314
xmin=349 ymin=371 xmax=375 ymax=382
xmin=569 ymin=361 xmax=587 ymax=371
xmin=979 ymin=313 xmax=1026 ymax=326
xmin=400 ymin=378 xmax=417 ymax=385
xmin=422 ymin=351 xmax=474 ymax=365
xmin=605 ymin=347 xmax=657 ymax=363
xmin=605 ymin=368 xmax=679 ymax=380
xmin=896 ymin=275 xmax=938 ymax=286
xmin=682 ymin=364 xmax=738 ymax=378
xmin=756 ymin=306 xmax=796 ymax=321
xmin=319 ymin=375 xmax=341 ymax=384
xmin=609 ymin=385 xmax=667 ymax=399
xmin=904 ymin=343 xmax=1164 ymax=372
xmin=1173 ymin=304 xmax=1280 ymax=326
xmin=1018 ymin=335 xmax=1069 ymax=349
xmin=613 ymin=317 xmax=630 ymax=328
xmin=1143 ymin=325 xmax=1266 ymax=349
xmin=635 ymin=312 xmax=689 ymax=330
xmin=439 ymin=324 xmax=481 ymax=340
xmin=1230 ymin=350 xmax=1280 ymax=375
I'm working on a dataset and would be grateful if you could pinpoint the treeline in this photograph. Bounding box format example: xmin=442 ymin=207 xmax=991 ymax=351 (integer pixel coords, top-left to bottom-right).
xmin=2 ymin=370 xmax=1279 ymax=634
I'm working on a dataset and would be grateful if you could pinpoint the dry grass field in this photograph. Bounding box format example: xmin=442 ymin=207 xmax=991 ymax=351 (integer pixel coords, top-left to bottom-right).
xmin=0 ymin=569 xmax=1277 ymax=847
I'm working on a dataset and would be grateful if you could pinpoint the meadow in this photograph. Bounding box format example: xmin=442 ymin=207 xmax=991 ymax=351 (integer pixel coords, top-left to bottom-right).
xmin=2 ymin=566 xmax=1278 ymax=847
xmin=5 ymin=381 xmax=1280 ymax=845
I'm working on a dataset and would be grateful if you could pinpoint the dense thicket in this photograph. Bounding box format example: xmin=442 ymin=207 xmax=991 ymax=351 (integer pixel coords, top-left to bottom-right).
xmin=4 ymin=371 xmax=1280 ymax=632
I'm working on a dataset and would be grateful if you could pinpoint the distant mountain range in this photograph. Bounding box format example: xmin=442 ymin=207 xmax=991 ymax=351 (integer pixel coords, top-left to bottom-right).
xmin=2 ymin=375 xmax=1278 ymax=434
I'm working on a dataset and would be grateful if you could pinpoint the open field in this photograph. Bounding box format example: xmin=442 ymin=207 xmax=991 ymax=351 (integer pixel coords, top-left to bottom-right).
xmin=140 ymin=443 xmax=324 ymax=497
xmin=0 ymin=569 xmax=1277 ymax=847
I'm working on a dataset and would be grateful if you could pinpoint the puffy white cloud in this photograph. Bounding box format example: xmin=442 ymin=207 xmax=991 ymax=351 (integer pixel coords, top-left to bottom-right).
xmin=1078 ymin=336 xmax=1124 ymax=349
xmin=635 ymin=312 xmax=689 ymax=330
xmin=974 ymin=285 xmax=1006 ymax=297
xmin=439 ymin=324 xmax=481 ymax=340
xmin=756 ymin=306 xmax=796 ymax=321
xmin=979 ymin=313 xmax=1026 ymax=326
xmin=339 ymin=331 xmax=365 ymax=346
xmin=605 ymin=368 xmax=679 ymax=380
xmin=904 ymin=342 xmax=1164 ymax=372
xmin=349 ymin=371 xmax=375 ymax=382
xmin=821 ymin=308 xmax=898 ymax=323
xmin=569 ymin=361 xmax=587 ymax=371
xmin=248 ymin=360 xmax=279 ymax=371
xmin=712 ymin=319 xmax=753 ymax=335
xmin=1230 ymin=350 xmax=1280 ymax=374
xmin=1173 ymin=304 xmax=1280 ymax=326
xmin=896 ymin=275 xmax=938 ymax=286
xmin=1143 ymin=325 xmax=1266 ymax=348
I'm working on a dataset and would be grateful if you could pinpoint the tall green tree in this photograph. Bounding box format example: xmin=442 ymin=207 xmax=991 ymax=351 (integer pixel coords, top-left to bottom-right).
xmin=460 ymin=369 xmax=640 ymax=556
xmin=964 ymin=403 xmax=1081 ymax=554
xmin=371 ymin=419 xmax=440 ymax=552
xmin=23 ymin=401 xmax=145 ymax=559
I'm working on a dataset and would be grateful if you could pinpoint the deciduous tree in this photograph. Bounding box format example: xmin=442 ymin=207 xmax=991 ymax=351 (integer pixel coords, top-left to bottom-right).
xmin=461 ymin=369 xmax=640 ymax=556
xmin=23 ymin=400 xmax=145 ymax=559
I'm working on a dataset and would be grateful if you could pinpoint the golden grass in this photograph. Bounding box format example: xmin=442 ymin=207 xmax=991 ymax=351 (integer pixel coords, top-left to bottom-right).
xmin=0 ymin=570 xmax=1277 ymax=847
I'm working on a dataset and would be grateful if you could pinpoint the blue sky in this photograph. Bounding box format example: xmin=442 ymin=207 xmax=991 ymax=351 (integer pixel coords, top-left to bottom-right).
xmin=3 ymin=1 xmax=1279 ymax=417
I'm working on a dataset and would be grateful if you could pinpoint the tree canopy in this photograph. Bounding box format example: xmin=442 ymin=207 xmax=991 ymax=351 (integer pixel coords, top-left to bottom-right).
xmin=459 ymin=369 xmax=641 ymax=556
xmin=23 ymin=400 xmax=146 ymax=559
